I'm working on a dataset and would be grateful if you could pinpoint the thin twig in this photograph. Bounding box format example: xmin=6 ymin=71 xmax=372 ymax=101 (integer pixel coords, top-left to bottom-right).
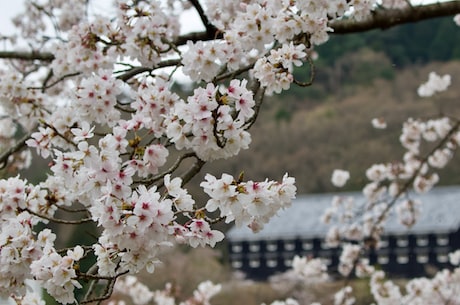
xmin=293 ymin=55 xmax=315 ymax=87
xmin=140 ymin=152 xmax=198 ymax=187
xmin=42 ymin=121 xmax=77 ymax=148
xmin=25 ymin=208 xmax=94 ymax=225
xmin=180 ymin=157 xmax=206 ymax=187
xmin=28 ymin=71 xmax=81 ymax=92
xmin=214 ymin=64 xmax=254 ymax=82
xmin=80 ymin=271 xmax=128 ymax=304
xmin=244 ymin=82 xmax=264 ymax=130
xmin=0 ymin=132 xmax=34 ymax=169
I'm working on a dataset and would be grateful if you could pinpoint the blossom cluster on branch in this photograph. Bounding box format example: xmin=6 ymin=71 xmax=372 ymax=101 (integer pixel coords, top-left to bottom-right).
xmin=0 ymin=0 xmax=460 ymax=305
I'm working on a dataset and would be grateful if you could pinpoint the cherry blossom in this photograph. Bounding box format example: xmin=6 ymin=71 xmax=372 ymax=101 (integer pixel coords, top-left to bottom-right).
xmin=371 ymin=117 xmax=387 ymax=129
xmin=417 ymin=72 xmax=451 ymax=97
xmin=331 ymin=169 xmax=350 ymax=188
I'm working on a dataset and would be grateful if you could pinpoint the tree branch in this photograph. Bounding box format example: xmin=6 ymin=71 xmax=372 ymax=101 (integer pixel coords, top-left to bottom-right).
xmin=180 ymin=157 xmax=205 ymax=186
xmin=331 ymin=1 xmax=460 ymax=34
xmin=0 ymin=132 xmax=32 ymax=169
xmin=188 ymin=0 xmax=219 ymax=37
xmin=0 ymin=51 xmax=54 ymax=61
xmin=2 ymin=2 xmax=460 ymax=62
xmin=140 ymin=152 xmax=198 ymax=187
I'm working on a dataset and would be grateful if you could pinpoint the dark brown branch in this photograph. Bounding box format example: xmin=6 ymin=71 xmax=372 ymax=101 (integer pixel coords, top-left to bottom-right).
xmin=115 ymin=59 xmax=181 ymax=81
xmin=0 ymin=51 xmax=54 ymax=61
xmin=293 ymin=54 xmax=315 ymax=87
xmin=331 ymin=1 xmax=460 ymax=34
xmin=141 ymin=152 xmax=198 ymax=187
xmin=215 ymin=63 xmax=254 ymax=82
xmin=174 ymin=30 xmax=220 ymax=46
xmin=180 ymin=157 xmax=205 ymax=186
xmin=25 ymin=208 xmax=94 ymax=225
xmin=28 ymin=72 xmax=81 ymax=92
xmin=244 ymin=82 xmax=263 ymax=130
xmin=116 ymin=66 xmax=152 ymax=82
xmin=80 ymin=277 xmax=117 ymax=304
xmin=189 ymin=0 xmax=219 ymax=37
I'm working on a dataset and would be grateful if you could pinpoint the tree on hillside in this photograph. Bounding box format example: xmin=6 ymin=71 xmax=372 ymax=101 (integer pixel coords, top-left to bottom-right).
xmin=1 ymin=1 xmax=460 ymax=304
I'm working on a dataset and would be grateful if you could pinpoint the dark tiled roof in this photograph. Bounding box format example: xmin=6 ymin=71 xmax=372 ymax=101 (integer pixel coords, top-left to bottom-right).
xmin=227 ymin=186 xmax=460 ymax=242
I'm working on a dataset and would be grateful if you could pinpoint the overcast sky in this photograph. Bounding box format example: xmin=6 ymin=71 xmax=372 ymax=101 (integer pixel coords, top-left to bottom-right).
xmin=0 ymin=1 xmax=21 ymax=37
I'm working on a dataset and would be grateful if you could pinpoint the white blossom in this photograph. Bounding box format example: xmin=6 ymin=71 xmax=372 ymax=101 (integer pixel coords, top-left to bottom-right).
xmin=417 ymin=72 xmax=451 ymax=97
xmin=331 ymin=169 xmax=350 ymax=187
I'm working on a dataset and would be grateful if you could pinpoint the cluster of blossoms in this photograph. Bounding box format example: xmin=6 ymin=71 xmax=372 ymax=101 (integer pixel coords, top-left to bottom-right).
xmin=338 ymin=243 xmax=363 ymax=277
xmin=30 ymin=246 xmax=84 ymax=304
xmin=417 ymin=72 xmax=451 ymax=97
xmin=50 ymin=1 xmax=180 ymax=77
xmin=182 ymin=0 xmax=380 ymax=93
xmin=369 ymin=268 xmax=460 ymax=305
xmin=110 ymin=279 xmax=221 ymax=305
xmin=253 ymin=43 xmax=307 ymax=95
xmin=262 ymin=299 xmax=300 ymax=305
xmin=165 ymin=79 xmax=255 ymax=161
xmin=73 ymin=70 xmax=125 ymax=126
xmin=120 ymin=1 xmax=180 ymax=66
xmin=109 ymin=275 xmax=155 ymax=305
xmin=13 ymin=0 xmax=86 ymax=40
xmin=291 ymin=255 xmax=328 ymax=281
xmin=331 ymin=169 xmax=350 ymax=188
xmin=0 ymin=71 xmax=50 ymax=131
xmin=51 ymin=17 xmax=119 ymax=77
xmin=201 ymin=173 xmax=296 ymax=232
xmin=0 ymin=213 xmax=44 ymax=299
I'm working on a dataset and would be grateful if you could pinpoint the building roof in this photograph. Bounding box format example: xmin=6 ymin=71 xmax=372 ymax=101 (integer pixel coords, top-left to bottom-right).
xmin=227 ymin=185 xmax=460 ymax=242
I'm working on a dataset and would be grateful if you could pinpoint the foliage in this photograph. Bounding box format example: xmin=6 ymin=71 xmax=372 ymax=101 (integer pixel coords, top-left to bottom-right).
xmin=315 ymin=15 xmax=460 ymax=67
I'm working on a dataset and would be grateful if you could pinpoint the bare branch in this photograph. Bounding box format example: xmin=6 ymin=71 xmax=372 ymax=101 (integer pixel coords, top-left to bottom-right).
xmin=175 ymin=30 xmax=220 ymax=46
xmin=188 ymin=0 xmax=219 ymax=36
xmin=293 ymin=54 xmax=315 ymax=87
xmin=140 ymin=152 xmax=198 ymax=187
xmin=28 ymin=72 xmax=81 ymax=92
xmin=180 ymin=157 xmax=206 ymax=186
xmin=244 ymin=82 xmax=263 ymax=130
xmin=25 ymin=208 xmax=94 ymax=225
xmin=114 ymin=59 xmax=181 ymax=81
xmin=0 ymin=132 xmax=33 ymax=169
xmin=0 ymin=51 xmax=54 ymax=61
xmin=331 ymin=1 xmax=460 ymax=34
xmin=116 ymin=66 xmax=152 ymax=82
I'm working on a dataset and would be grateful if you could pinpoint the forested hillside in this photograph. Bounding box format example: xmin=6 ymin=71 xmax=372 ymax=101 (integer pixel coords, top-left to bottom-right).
xmin=317 ymin=16 xmax=460 ymax=67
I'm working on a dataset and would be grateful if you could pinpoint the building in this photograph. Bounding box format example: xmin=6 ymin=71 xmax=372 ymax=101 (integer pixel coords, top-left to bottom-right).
xmin=226 ymin=186 xmax=460 ymax=280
